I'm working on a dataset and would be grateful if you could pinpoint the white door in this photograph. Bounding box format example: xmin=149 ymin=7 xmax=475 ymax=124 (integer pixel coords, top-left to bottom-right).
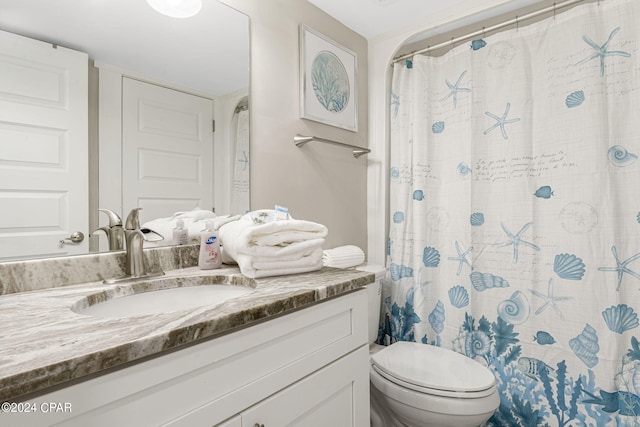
xmin=122 ymin=78 xmax=213 ymax=227
xmin=0 ymin=29 xmax=88 ymax=260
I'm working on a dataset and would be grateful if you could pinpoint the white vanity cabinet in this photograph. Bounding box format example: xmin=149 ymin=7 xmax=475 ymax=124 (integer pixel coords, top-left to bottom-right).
xmin=5 ymin=290 xmax=369 ymax=427
xmin=238 ymin=346 xmax=368 ymax=427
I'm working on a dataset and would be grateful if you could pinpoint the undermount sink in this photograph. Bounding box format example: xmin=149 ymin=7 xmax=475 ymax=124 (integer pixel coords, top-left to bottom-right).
xmin=72 ymin=275 xmax=255 ymax=318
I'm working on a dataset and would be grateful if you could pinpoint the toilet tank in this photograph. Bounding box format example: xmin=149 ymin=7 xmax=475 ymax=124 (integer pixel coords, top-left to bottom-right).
xmin=356 ymin=264 xmax=386 ymax=344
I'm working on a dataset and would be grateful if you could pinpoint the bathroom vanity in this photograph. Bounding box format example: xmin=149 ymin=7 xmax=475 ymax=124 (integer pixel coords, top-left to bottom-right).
xmin=0 ymin=256 xmax=373 ymax=426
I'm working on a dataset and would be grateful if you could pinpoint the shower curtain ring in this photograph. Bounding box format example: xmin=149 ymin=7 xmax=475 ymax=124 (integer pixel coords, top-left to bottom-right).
xmin=553 ymin=2 xmax=557 ymax=19
xmin=516 ymin=15 xmax=519 ymax=31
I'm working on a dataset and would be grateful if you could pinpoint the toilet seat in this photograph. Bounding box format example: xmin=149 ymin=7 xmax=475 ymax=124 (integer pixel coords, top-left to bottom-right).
xmin=369 ymin=366 xmax=500 ymax=421
xmin=371 ymin=365 xmax=497 ymax=399
xmin=370 ymin=342 xmax=496 ymax=398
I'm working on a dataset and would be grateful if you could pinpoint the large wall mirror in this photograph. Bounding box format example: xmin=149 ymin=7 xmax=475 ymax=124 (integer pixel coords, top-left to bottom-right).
xmin=0 ymin=0 xmax=250 ymax=261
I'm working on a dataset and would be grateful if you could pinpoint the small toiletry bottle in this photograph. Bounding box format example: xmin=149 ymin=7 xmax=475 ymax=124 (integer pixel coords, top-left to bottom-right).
xmin=198 ymin=220 xmax=221 ymax=269
xmin=172 ymin=219 xmax=189 ymax=245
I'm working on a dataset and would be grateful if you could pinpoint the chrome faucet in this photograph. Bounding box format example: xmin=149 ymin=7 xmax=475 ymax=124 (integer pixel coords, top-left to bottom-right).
xmin=94 ymin=209 xmax=125 ymax=251
xmin=125 ymin=228 xmax=146 ymax=278
xmin=124 ymin=208 xmax=146 ymax=278
xmin=104 ymin=208 xmax=164 ymax=283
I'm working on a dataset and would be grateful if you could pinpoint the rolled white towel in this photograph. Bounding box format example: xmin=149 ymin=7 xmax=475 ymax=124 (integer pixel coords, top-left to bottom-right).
xmin=322 ymin=245 xmax=365 ymax=269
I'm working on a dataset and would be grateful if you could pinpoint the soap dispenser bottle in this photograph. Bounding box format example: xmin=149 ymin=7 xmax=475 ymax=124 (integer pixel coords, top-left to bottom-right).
xmin=198 ymin=220 xmax=221 ymax=270
xmin=172 ymin=219 xmax=189 ymax=245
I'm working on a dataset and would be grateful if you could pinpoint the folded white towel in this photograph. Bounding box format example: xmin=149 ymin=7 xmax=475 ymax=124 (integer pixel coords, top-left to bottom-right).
xmin=322 ymin=245 xmax=365 ymax=268
xmin=142 ymin=209 xmax=217 ymax=246
xmin=244 ymin=208 xmax=292 ymax=224
xmin=220 ymin=215 xmax=328 ymax=256
xmin=172 ymin=209 xmax=216 ymax=222
xmin=251 ymin=248 xmax=323 ymax=270
xmin=237 ymin=247 xmax=324 ymax=278
xmin=245 ymin=221 xmax=327 ymax=248
xmin=210 ymin=214 xmax=242 ymax=230
xmin=219 ymin=211 xmax=328 ymax=278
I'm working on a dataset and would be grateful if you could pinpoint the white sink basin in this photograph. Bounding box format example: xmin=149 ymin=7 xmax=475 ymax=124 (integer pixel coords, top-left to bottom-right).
xmin=73 ymin=275 xmax=255 ymax=318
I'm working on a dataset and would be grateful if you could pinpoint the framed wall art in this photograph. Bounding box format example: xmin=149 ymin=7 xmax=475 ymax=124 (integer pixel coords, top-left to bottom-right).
xmin=299 ymin=25 xmax=358 ymax=132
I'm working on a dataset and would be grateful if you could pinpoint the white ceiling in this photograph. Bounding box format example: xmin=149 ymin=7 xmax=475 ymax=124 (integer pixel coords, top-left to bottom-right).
xmin=0 ymin=0 xmax=544 ymax=96
xmin=0 ymin=0 xmax=467 ymax=100
xmin=0 ymin=0 xmax=249 ymax=97
xmin=308 ymin=0 xmax=470 ymax=40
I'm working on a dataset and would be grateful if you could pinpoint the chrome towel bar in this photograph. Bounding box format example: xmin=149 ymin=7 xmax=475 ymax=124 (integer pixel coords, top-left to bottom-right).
xmin=294 ymin=134 xmax=370 ymax=158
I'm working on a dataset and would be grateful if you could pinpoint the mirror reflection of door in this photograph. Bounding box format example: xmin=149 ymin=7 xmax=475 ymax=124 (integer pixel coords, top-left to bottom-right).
xmin=121 ymin=78 xmax=213 ymax=232
xmin=0 ymin=30 xmax=88 ymax=260
xmin=231 ymin=97 xmax=250 ymax=215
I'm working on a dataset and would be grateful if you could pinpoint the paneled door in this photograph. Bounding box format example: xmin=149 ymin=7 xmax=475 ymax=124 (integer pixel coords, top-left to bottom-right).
xmin=0 ymin=29 xmax=88 ymax=260
xmin=121 ymin=78 xmax=213 ymax=229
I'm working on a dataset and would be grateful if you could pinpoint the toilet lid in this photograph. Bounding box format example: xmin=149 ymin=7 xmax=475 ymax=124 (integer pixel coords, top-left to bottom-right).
xmin=370 ymin=342 xmax=495 ymax=394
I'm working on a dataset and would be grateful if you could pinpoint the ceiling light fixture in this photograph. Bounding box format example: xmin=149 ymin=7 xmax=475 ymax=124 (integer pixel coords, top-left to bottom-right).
xmin=146 ymin=0 xmax=202 ymax=18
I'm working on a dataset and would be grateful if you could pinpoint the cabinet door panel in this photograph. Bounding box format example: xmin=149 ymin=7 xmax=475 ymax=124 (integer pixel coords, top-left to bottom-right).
xmin=242 ymin=346 xmax=369 ymax=427
xmin=216 ymin=415 xmax=241 ymax=427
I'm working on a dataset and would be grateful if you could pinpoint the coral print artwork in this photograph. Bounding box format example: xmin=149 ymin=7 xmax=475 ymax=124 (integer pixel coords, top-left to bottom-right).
xmin=311 ymin=51 xmax=350 ymax=113
xmin=300 ymin=25 xmax=357 ymax=131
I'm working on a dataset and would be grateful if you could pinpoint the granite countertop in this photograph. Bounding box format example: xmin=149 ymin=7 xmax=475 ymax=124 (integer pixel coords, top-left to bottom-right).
xmin=0 ymin=266 xmax=374 ymax=402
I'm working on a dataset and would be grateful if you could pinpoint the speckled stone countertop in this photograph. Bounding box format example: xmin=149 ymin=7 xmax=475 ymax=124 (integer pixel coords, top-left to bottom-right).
xmin=0 ymin=265 xmax=374 ymax=402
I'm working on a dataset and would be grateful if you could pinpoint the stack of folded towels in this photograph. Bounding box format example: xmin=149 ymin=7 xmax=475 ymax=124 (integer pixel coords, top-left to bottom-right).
xmin=322 ymin=245 xmax=365 ymax=269
xmin=219 ymin=209 xmax=328 ymax=278
xmin=142 ymin=209 xmax=240 ymax=246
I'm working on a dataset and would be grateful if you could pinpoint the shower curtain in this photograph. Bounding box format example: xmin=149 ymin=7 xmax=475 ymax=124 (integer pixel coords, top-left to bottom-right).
xmin=385 ymin=0 xmax=640 ymax=425
xmin=231 ymin=108 xmax=250 ymax=214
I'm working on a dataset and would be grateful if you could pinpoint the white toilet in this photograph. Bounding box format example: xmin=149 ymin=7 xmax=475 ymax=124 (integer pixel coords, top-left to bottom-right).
xmin=358 ymin=265 xmax=500 ymax=427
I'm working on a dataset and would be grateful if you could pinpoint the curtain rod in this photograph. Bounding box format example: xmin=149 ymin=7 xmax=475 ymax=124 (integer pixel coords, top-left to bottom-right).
xmin=393 ymin=0 xmax=589 ymax=63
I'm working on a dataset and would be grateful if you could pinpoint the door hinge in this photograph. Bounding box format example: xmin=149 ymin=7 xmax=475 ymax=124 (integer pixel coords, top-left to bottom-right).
xmin=212 ymin=120 xmax=216 ymax=133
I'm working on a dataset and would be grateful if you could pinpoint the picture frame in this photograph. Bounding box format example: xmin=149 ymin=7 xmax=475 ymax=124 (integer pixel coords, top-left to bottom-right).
xmin=299 ymin=25 xmax=358 ymax=132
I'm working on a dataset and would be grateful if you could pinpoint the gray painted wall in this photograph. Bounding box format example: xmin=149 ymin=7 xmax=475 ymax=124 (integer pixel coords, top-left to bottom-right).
xmin=220 ymin=0 xmax=369 ymax=254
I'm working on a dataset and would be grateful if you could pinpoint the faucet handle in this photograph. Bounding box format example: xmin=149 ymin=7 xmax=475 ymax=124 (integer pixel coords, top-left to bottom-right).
xmin=99 ymin=208 xmax=123 ymax=227
xmin=125 ymin=208 xmax=143 ymax=230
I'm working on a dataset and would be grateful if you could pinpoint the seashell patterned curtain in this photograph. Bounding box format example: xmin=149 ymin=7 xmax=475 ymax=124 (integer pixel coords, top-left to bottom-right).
xmin=385 ymin=0 xmax=640 ymax=425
